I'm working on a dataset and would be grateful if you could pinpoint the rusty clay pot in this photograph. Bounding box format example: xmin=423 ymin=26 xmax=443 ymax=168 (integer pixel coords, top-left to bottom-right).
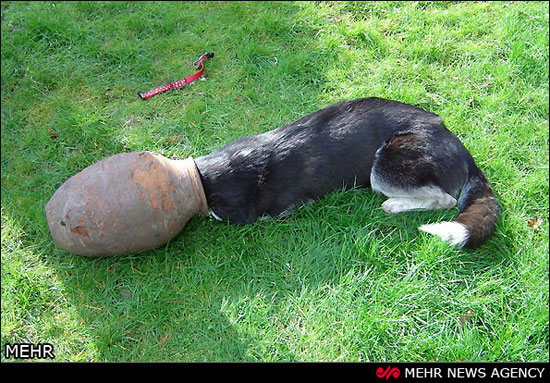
xmin=45 ymin=151 xmax=208 ymax=257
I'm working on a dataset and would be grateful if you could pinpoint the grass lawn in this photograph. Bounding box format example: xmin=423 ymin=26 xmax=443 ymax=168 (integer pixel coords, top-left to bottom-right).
xmin=1 ymin=1 xmax=548 ymax=362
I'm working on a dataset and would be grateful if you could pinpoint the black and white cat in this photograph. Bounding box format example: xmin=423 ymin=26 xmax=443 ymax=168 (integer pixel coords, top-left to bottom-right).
xmin=194 ymin=97 xmax=498 ymax=248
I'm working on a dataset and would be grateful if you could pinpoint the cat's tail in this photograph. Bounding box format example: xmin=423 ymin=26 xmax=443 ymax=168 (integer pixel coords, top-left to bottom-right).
xmin=419 ymin=166 xmax=498 ymax=249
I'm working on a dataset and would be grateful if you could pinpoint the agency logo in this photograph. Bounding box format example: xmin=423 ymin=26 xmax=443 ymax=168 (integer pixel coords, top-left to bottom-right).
xmin=376 ymin=365 xmax=401 ymax=380
xmin=4 ymin=343 xmax=55 ymax=360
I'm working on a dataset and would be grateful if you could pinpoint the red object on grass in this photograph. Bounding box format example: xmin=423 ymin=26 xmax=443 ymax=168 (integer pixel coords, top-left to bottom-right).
xmin=138 ymin=52 xmax=214 ymax=100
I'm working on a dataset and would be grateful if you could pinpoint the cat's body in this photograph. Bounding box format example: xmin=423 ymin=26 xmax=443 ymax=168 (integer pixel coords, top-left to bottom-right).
xmin=195 ymin=97 xmax=498 ymax=248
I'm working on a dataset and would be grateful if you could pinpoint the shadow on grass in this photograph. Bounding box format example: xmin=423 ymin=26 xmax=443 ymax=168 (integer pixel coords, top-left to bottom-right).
xmin=1 ymin=187 xmax=514 ymax=362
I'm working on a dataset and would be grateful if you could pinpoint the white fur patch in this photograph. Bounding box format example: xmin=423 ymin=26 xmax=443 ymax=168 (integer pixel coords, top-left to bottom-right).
xmin=209 ymin=208 xmax=223 ymax=221
xmin=419 ymin=221 xmax=469 ymax=247
xmin=371 ymin=169 xmax=457 ymax=213
xmin=382 ymin=196 xmax=456 ymax=214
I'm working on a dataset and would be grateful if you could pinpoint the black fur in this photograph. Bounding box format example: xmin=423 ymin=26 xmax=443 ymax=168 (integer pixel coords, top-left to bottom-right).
xmin=194 ymin=97 xmax=498 ymax=248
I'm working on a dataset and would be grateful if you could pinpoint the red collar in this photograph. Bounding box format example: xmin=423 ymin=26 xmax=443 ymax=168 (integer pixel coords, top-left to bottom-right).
xmin=139 ymin=52 xmax=214 ymax=100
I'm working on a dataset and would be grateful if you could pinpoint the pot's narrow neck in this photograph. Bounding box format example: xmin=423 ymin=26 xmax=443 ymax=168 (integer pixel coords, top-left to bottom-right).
xmin=173 ymin=156 xmax=209 ymax=216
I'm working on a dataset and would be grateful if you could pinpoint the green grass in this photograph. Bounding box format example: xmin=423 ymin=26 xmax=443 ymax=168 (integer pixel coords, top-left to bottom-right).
xmin=1 ymin=1 xmax=548 ymax=362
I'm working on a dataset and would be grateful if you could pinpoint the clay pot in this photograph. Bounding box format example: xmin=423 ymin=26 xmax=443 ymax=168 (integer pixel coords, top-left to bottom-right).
xmin=45 ymin=151 xmax=208 ymax=257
